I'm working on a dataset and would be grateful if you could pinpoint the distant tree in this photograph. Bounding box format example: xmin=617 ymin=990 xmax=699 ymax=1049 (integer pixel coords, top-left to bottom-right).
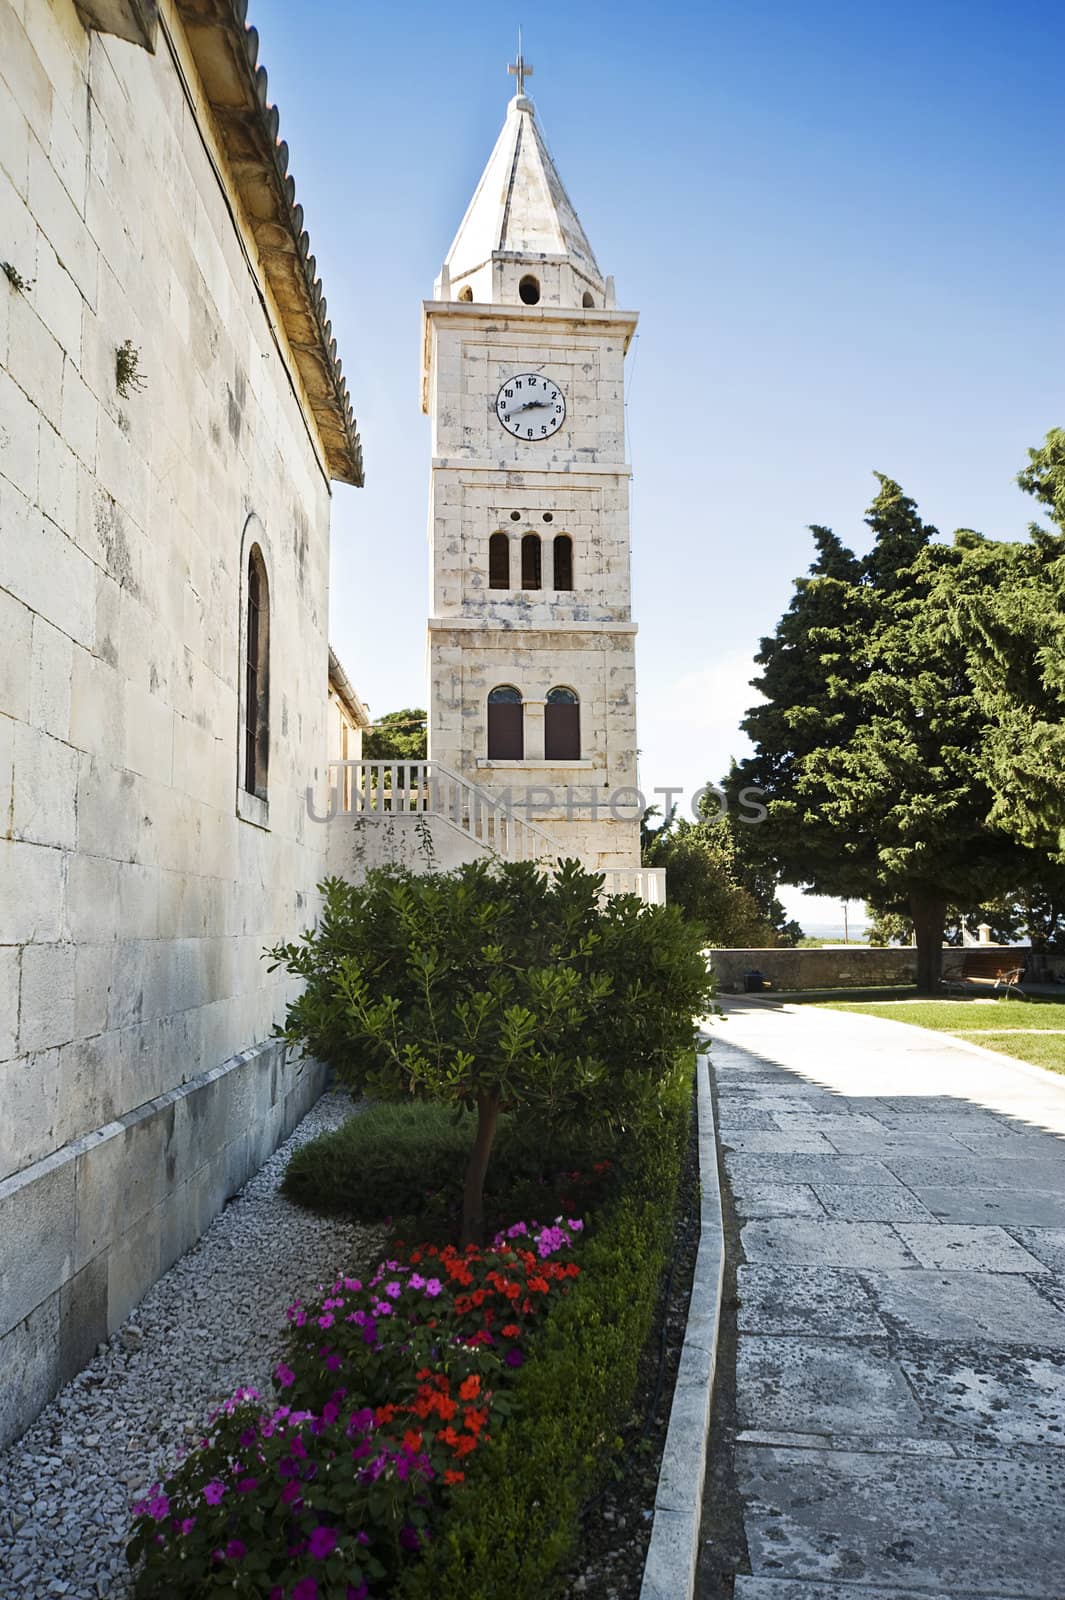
xmin=362 ymin=708 xmax=427 ymax=763
xmin=642 ymin=804 xmax=799 ymax=946
xmin=727 ymin=475 xmax=1046 ymax=991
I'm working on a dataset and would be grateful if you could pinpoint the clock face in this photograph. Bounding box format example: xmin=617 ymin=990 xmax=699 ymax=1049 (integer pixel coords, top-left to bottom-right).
xmin=495 ymin=373 xmax=566 ymax=440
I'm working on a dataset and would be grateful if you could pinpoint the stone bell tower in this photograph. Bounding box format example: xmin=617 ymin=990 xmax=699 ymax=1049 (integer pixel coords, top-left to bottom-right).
xmin=422 ymin=49 xmax=641 ymax=872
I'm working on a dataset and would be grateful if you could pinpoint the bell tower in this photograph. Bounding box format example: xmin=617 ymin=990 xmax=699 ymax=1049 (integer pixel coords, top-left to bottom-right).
xmin=422 ymin=54 xmax=641 ymax=872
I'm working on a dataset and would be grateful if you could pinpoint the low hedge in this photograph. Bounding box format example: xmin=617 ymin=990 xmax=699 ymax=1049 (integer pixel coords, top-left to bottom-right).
xmin=396 ymin=1055 xmax=694 ymax=1599
xmin=283 ymin=1099 xmax=623 ymax=1234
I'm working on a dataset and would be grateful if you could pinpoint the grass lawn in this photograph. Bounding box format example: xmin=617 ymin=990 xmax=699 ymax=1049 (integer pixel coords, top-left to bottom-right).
xmin=811 ymin=994 xmax=1065 ymax=1075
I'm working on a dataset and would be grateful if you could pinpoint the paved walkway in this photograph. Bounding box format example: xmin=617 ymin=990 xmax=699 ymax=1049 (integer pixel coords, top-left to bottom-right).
xmin=708 ymin=996 xmax=1065 ymax=1600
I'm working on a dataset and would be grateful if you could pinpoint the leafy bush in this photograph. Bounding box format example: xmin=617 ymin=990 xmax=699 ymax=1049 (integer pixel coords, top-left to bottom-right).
xmin=282 ymin=1099 xmax=617 ymax=1232
xmin=267 ymin=859 xmax=711 ymax=1242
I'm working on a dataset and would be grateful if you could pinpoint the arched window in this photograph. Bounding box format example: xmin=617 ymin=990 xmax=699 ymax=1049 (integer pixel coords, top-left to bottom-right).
xmin=489 ymin=532 xmax=510 ymax=590
xmin=521 ymin=533 xmax=542 ymax=589
xmin=552 ymin=534 xmax=573 ymax=591
xmin=582 ymin=291 xmax=595 ymax=308
xmin=545 ymin=686 xmax=579 ymax=760
xmin=487 ymin=685 xmax=523 ymax=760
xmin=518 ymin=275 xmax=540 ymax=305
xmin=244 ymin=544 xmax=270 ymax=797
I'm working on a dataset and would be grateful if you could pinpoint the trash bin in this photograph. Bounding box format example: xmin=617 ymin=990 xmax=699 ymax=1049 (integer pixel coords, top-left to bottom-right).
xmin=743 ymin=969 xmax=764 ymax=993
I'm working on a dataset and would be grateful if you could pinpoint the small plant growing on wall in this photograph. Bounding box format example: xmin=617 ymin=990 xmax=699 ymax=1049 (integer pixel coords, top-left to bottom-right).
xmin=115 ymin=339 xmax=147 ymax=398
xmin=1 ymin=261 xmax=31 ymax=292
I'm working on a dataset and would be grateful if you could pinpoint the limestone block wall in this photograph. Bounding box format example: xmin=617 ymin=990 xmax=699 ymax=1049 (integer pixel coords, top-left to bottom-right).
xmin=0 ymin=0 xmax=338 ymax=1440
xmin=709 ymin=946 xmax=1033 ymax=992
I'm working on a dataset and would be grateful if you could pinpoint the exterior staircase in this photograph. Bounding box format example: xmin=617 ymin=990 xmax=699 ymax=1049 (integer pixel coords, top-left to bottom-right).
xmin=327 ymin=760 xmax=665 ymax=904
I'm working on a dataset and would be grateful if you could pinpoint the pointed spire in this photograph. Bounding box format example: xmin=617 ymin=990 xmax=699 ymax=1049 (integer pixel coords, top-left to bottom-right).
xmin=441 ymin=49 xmax=605 ymax=307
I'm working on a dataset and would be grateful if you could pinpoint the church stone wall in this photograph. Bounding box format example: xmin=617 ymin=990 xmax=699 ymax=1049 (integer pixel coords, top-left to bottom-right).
xmin=0 ymin=0 xmax=335 ymax=1442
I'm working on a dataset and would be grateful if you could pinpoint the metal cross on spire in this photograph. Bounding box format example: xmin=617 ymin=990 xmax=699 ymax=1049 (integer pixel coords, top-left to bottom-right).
xmin=508 ymin=28 xmax=533 ymax=97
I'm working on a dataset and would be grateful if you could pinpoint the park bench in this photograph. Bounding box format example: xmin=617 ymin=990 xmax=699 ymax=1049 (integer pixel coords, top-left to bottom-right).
xmin=951 ymin=949 xmax=1027 ymax=996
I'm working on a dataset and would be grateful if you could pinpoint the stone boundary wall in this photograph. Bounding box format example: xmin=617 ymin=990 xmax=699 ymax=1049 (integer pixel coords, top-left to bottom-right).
xmin=708 ymin=946 xmax=1031 ymax=992
xmin=0 ymin=1038 xmax=326 ymax=1448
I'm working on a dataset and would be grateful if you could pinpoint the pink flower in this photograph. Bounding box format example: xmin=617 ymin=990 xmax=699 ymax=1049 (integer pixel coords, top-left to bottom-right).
xmin=146 ymin=1493 xmax=169 ymax=1521
xmin=384 ymin=1280 xmax=402 ymax=1299
xmin=409 ymin=1273 xmax=425 ymax=1290
xmin=203 ymin=1481 xmax=225 ymax=1506
xmin=275 ymin=1362 xmax=296 ymax=1389
xmin=318 ymin=1313 xmax=335 ymax=1329
xmin=424 ymin=1278 xmax=442 ymax=1297
xmin=308 ymin=1525 xmax=338 ymax=1560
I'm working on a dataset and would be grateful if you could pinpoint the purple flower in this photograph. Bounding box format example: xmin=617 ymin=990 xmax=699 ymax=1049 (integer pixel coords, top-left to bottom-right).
xmin=347 ymin=1586 xmax=369 ymax=1600
xmin=308 ymin=1525 xmax=338 ymax=1560
xmin=275 ymin=1363 xmax=296 ymax=1389
xmin=356 ymin=1531 xmax=370 ymax=1546
xmin=567 ymin=1218 xmax=584 ymax=1232
xmin=424 ymin=1278 xmax=442 ymax=1298
xmin=236 ymin=1477 xmax=258 ymax=1494
xmin=505 ymin=1347 xmax=524 ymax=1367
xmin=325 ymin=1353 xmax=342 ymax=1372
xmin=203 ymin=1481 xmax=226 ymax=1506
xmin=318 ymin=1313 xmax=335 ymax=1329
xmin=384 ymin=1280 xmax=402 ymax=1299
xmin=400 ymin=1525 xmax=422 ymax=1551
xmin=146 ymin=1491 xmax=168 ymax=1521
xmin=409 ymin=1273 xmax=425 ymax=1290
xmin=343 ymin=1277 xmax=362 ymax=1291
xmin=321 ymin=1400 xmax=340 ymax=1426
xmin=292 ymin=1581 xmax=319 ymax=1600
xmin=225 ymin=1539 xmax=246 ymax=1561
xmin=178 ymin=1517 xmax=196 ymax=1536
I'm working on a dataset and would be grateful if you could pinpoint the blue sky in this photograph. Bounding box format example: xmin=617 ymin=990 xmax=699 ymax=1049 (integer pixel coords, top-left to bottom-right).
xmin=249 ymin=0 xmax=1063 ymax=927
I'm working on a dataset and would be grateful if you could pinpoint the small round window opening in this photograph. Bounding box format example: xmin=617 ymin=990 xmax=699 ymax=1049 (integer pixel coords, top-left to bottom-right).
xmin=518 ymin=275 xmax=541 ymax=305
xmin=543 ymin=512 xmax=554 ymax=523
xmin=510 ymin=510 xmax=522 ymax=522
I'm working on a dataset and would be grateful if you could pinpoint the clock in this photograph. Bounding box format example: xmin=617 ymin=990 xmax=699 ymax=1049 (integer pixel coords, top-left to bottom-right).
xmin=495 ymin=373 xmax=566 ymax=440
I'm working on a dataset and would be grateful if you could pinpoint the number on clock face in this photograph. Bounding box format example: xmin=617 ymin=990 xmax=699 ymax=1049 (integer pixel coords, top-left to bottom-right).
xmin=495 ymin=373 xmax=566 ymax=440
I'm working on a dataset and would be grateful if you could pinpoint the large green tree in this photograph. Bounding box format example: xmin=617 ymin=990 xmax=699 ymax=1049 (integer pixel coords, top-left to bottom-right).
xmin=953 ymin=430 xmax=1065 ymax=853
xmin=728 ymin=475 xmax=1044 ymax=991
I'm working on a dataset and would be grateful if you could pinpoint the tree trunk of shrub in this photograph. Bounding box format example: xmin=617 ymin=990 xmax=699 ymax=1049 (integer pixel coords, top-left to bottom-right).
xmin=462 ymin=1092 xmax=501 ymax=1247
xmin=910 ymin=888 xmax=946 ymax=994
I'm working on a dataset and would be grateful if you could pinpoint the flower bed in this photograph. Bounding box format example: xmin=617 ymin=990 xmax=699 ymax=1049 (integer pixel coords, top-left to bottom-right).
xmin=127 ymin=1061 xmax=693 ymax=1599
xmin=126 ymin=1220 xmax=584 ymax=1598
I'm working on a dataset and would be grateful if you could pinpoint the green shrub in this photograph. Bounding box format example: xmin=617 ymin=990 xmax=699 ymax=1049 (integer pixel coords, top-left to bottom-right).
xmin=395 ymin=1055 xmax=694 ymax=1600
xmin=268 ymin=860 xmax=711 ymax=1244
xmin=283 ymin=1100 xmax=620 ymax=1231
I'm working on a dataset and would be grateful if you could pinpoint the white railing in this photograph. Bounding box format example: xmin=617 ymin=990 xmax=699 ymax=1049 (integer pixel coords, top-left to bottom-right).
xmin=326 ymin=760 xmax=667 ymax=905
xmin=601 ymin=867 xmax=668 ymax=905
xmin=328 ymin=759 xmax=562 ymax=864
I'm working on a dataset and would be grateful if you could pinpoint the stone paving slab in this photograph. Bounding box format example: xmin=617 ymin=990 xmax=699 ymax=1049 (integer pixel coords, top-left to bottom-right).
xmin=737 ymin=1336 xmax=923 ymax=1436
xmin=704 ymin=1001 xmax=1065 ymax=1600
xmin=736 ymin=1265 xmax=886 ymax=1337
xmin=741 ymin=1218 xmax=918 ymax=1269
xmin=911 ymin=1185 xmax=1065 ymax=1228
xmin=736 ymin=1445 xmax=1065 ymax=1596
xmin=892 ymin=1223 xmax=1048 ymax=1272
xmin=733 ymin=1579 xmax=1030 ymax=1600
xmin=810 ymin=1184 xmax=937 ymax=1221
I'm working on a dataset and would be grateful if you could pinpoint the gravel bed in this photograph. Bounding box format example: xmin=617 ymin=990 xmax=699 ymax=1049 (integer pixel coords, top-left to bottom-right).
xmin=0 ymin=1090 xmax=381 ymax=1600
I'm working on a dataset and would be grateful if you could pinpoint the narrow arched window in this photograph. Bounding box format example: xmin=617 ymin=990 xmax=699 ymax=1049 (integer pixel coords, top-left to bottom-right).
xmin=553 ymin=534 xmax=573 ymax=591
xmin=521 ymin=533 xmax=542 ymax=590
xmin=487 ymin=685 xmax=523 ymax=760
xmin=489 ymin=532 xmax=510 ymax=590
xmin=545 ymin=686 xmax=579 ymax=760
xmin=244 ymin=544 xmax=270 ymax=796
xmin=582 ymin=291 xmax=595 ymax=308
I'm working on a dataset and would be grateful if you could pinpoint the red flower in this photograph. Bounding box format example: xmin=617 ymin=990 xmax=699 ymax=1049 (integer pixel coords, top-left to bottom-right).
xmin=403 ymin=1430 xmax=423 ymax=1454
xmin=444 ymin=1469 xmax=465 ymax=1485
xmin=501 ymin=1324 xmax=520 ymax=1338
xmin=458 ymin=1374 xmax=481 ymax=1400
